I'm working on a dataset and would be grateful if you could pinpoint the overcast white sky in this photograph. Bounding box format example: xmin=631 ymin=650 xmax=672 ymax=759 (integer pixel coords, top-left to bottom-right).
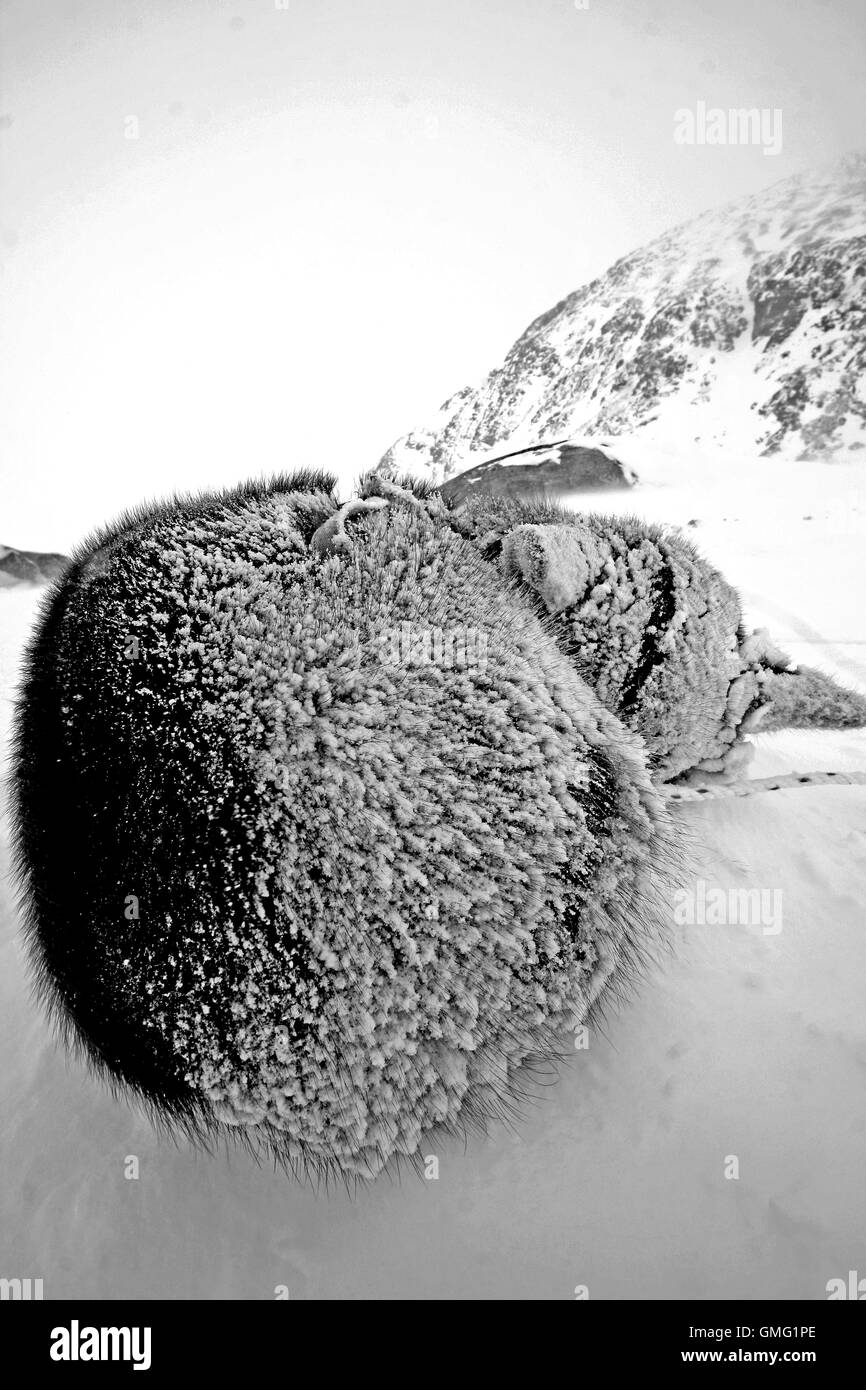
xmin=1 ymin=0 xmax=864 ymax=550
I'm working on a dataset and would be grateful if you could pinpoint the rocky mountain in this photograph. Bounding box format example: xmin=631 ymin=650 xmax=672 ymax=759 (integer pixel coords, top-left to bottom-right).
xmin=439 ymin=438 xmax=634 ymax=508
xmin=0 ymin=545 xmax=69 ymax=588
xmin=380 ymin=153 xmax=866 ymax=483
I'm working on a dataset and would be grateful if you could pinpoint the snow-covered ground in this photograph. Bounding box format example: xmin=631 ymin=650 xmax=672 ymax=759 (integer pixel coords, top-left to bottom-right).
xmin=1 ymin=454 xmax=864 ymax=1300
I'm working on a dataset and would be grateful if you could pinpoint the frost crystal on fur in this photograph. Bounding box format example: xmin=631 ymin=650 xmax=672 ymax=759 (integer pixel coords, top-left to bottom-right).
xmin=11 ymin=471 xmax=863 ymax=1180
xmin=452 ymin=493 xmax=866 ymax=782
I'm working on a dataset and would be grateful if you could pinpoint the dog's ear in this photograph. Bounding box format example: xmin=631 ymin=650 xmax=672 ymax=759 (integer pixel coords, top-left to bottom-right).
xmin=500 ymin=522 xmax=603 ymax=614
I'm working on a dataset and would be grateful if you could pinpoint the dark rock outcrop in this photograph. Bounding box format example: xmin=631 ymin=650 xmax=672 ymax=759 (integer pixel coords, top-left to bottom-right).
xmin=439 ymin=440 xmax=634 ymax=508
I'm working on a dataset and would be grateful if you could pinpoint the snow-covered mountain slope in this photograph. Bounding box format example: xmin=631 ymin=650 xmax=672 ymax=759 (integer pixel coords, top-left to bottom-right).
xmin=380 ymin=153 xmax=866 ymax=483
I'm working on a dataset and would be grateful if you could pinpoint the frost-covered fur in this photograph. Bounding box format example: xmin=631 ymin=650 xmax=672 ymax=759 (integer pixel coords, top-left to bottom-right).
xmin=13 ymin=472 xmax=671 ymax=1181
xmin=449 ymin=494 xmax=866 ymax=781
xmin=736 ymin=628 xmax=866 ymax=734
xmin=14 ymin=472 xmax=861 ymax=1181
xmin=755 ymin=664 xmax=866 ymax=732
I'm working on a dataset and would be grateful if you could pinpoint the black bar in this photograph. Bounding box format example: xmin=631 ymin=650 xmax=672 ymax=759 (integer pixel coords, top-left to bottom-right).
xmin=2 ymin=1299 xmax=862 ymax=1376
